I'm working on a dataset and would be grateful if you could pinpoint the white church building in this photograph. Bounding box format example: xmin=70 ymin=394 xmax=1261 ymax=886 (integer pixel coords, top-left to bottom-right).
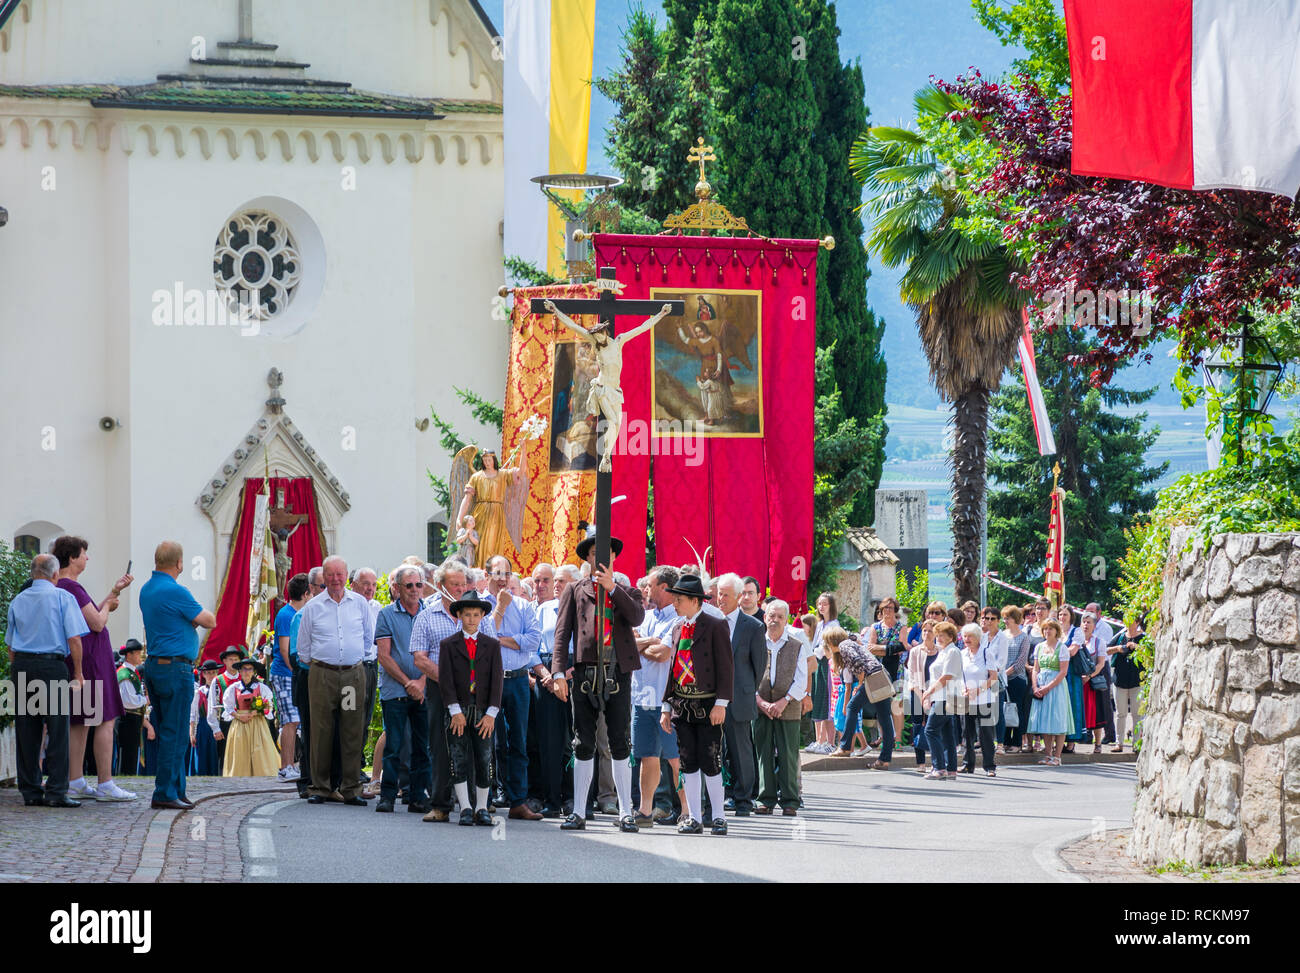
xmin=0 ymin=0 xmax=508 ymax=639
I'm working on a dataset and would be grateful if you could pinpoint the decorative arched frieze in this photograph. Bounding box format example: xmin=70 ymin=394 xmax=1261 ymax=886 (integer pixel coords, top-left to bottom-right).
xmin=428 ymin=0 xmax=503 ymax=103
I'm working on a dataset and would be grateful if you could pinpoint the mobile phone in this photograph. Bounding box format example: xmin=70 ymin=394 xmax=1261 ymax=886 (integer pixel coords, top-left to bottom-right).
xmin=126 ymin=559 xmax=132 ymax=576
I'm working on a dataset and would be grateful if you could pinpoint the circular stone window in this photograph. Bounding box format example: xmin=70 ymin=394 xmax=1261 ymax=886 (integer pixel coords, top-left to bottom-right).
xmin=213 ymin=210 xmax=304 ymax=320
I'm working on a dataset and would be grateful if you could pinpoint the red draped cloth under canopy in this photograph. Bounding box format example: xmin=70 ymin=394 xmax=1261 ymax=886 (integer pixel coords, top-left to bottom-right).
xmin=202 ymin=477 xmax=326 ymax=663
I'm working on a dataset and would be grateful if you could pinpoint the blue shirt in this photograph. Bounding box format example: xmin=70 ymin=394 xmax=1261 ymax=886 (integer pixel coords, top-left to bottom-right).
xmin=374 ymin=600 xmax=422 ymax=700
xmin=483 ymin=590 xmax=542 ymax=671
xmin=632 ymin=602 xmax=679 ymax=708
xmin=139 ymin=571 xmax=204 ymax=659
xmin=271 ymin=603 xmax=297 ymax=678
xmin=4 ymin=579 xmax=88 ymax=655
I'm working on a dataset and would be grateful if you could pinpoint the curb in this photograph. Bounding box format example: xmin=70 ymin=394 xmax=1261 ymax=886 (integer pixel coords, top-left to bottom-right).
xmin=800 ymin=750 xmax=1138 ymax=772
xmin=1032 ymin=824 xmax=1099 ymax=883
xmin=127 ymin=786 xmax=290 ymax=883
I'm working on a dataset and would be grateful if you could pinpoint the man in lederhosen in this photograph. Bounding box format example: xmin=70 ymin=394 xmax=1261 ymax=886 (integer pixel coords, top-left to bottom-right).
xmin=551 ymin=535 xmax=645 ymax=833
xmin=659 ymin=574 xmax=734 ymax=835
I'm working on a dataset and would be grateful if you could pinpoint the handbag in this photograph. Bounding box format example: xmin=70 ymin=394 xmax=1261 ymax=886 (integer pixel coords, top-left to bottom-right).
xmin=864 ymin=666 xmax=894 ymax=703
xmin=1003 ymin=700 xmax=1020 ymax=728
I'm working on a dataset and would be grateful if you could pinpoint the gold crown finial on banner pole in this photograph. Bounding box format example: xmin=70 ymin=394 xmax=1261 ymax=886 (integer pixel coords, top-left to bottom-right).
xmin=663 ymin=137 xmax=833 ymax=249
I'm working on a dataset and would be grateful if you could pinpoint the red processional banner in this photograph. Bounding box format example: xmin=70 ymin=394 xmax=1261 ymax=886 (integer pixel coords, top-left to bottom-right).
xmin=592 ymin=233 xmax=818 ymax=608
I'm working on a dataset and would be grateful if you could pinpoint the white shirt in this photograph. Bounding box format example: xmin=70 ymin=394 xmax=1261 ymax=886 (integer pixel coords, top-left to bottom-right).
xmin=980 ymin=629 xmax=1008 ymax=674
xmin=702 ymin=601 xmax=725 ymax=619
xmin=632 ymin=602 xmax=679 ymax=708
xmin=364 ymin=599 xmax=382 ymax=662
xmin=297 ymin=589 xmax=375 ymax=667
xmin=1094 ymin=618 xmax=1115 ymax=647
xmin=962 ymin=645 xmax=998 ymax=706
xmin=765 ymin=635 xmax=815 ymax=701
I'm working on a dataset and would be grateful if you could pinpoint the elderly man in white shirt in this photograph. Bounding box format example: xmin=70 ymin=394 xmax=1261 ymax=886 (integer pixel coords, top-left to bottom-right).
xmin=297 ymin=555 xmax=374 ymax=805
xmin=754 ymin=599 xmax=814 ymax=815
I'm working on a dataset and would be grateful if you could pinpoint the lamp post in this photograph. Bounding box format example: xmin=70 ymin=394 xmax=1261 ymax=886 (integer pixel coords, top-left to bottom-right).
xmin=1203 ymin=310 xmax=1284 ymax=466
xmin=529 ymin=172 xmax=622 ymax=282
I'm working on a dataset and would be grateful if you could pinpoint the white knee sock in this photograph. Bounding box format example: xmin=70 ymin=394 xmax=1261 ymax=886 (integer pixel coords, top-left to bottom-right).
xmin=454 ymin=782 xmax=469 ymax=811
xmin=476 ymin=786 xmax=490 ymax=811
xmin=573 ymin=757 xmax=594 ymax=818
xmin=682 ymin=770 xmax=701 ymax=822
xmin=612 ymin=757 xmax=633 ymax=818
xmin=704 ymin=773 xmax=725 ymax=823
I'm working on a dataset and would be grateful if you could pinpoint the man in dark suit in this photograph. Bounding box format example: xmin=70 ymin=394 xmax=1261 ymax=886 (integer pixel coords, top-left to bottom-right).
xmin=659 ymin=574 xmax=734 ymax=835
xmin=551 ymin=536 xmax=646 ymax=833
xmin=715 ymin=573 xmax=765 ymax=816
xmin=438 ymin=592 xmax=503 ymax=827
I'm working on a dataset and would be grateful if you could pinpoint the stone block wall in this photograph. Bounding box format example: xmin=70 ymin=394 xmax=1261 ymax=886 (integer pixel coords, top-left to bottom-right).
xmin=1129 ymin=530 xmax=1300 ymax=865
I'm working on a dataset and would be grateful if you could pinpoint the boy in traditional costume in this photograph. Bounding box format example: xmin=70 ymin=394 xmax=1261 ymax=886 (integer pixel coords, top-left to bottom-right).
xmin=439 ymin=592 xmax=503 ymax=826
xmin=116 ymin=639 xmax=148 ymax=776
xmin=659 ymin=574 xmax=734 ymax=835
xmin=208 ymin=646 xmax=245 ymax=769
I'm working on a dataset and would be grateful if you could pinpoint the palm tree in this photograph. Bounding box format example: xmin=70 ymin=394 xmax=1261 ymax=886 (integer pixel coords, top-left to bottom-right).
xmin=851 ymin=86 xmax=1024 ymax=604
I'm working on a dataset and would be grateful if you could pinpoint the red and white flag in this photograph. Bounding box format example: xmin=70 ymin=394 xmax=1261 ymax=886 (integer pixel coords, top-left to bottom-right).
xmin=1065 ymin=0 xmax=1300 ymax=196
xmin=1019 ymin=309 xmax=1057 ymax=456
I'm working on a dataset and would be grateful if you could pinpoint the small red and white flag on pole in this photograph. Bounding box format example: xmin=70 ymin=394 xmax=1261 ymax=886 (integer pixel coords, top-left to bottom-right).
xmin=1065 ymin=0 xmax=1300 ymax=196
xmin=1019 ymin=309 xmax=1057 ymax=456
xmin=1046 ymin=471 xmax=1066 ymax=609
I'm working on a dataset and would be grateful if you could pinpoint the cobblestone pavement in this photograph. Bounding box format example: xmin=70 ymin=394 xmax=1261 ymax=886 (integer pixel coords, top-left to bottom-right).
xmin=1059 ymin=829 xmax=1300 ymax=883
xmin=0 ymin=776 xmax=295 ymax=883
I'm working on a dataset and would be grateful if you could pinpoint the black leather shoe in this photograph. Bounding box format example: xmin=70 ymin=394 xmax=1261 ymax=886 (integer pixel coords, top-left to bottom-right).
xmin=343 ymin=796 xmax=368 ymax=806
xmin=618 ymin=815 xmax=639 ymax=833
xmin=561 ymin=800 xmax=574 ymax=817
xmin=45 ymin=797 xmax=82 ymax=808
xmin=307 ymin=795 xmax=327 ymax=805
xmin=711 ymin=817 xmax=728 ymax=835
xmin=407 ymin=800 xmax=432 ymax=814
xmin=23 ymin=796 xmax=45 ymax=807
xmin=458 ymin=808 xmax=475 ymax=826
xmin=735 ymin=806 xmax=752 ymax=817
xmin=474 ymin=808 xmax=494 ymax=826
xmin=541 ymin=805 xmax=562 ymax=819
xmin=149 ymin=799 xmax=186 ymax=810
xmin=560 ymin=812 xmax=586 ymax=831
xmin=176 ymin=798 xmax=195 ymax=809
xmin=375 ymin=799 xmax=395 ymax=813
xmin=677 ymin=817 xmax=703 ymax=835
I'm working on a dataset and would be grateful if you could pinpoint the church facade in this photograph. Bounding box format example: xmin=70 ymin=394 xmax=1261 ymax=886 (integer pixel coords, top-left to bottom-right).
xmin=0 ymin=0 xmax=508 ymax=640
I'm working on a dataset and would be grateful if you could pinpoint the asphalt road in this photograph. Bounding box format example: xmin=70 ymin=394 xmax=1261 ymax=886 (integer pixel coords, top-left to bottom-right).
xmin=246 ymin=763 xmax=1137 ymax=882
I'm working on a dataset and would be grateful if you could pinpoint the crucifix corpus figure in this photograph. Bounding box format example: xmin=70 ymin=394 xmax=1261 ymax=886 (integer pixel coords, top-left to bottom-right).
xmin=537 ymin=271 xmax=682 ymax=473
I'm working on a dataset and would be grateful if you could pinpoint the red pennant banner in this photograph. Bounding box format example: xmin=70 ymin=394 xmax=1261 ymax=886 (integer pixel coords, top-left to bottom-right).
xmin=593 ymin=233 xmax=818 ymax=608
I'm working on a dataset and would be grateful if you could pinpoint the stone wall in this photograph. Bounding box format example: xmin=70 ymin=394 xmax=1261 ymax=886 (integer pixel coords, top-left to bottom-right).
xmin=1130 ymin=530 xmax=1300 ymax=865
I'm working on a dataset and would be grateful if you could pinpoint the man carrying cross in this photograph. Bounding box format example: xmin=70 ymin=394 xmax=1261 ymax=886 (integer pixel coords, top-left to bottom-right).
xmin=550 ymin=534 xmax=645 ymax=832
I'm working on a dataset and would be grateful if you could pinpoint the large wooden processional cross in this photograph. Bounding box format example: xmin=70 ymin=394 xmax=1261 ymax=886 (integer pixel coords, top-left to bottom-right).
xmin=531 ymin=269 xmax=684 ymax=702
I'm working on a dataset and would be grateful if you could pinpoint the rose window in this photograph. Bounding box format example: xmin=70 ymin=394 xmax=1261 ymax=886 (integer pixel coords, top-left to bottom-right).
xmin=213 ymin=211 xmax=303 ymax=319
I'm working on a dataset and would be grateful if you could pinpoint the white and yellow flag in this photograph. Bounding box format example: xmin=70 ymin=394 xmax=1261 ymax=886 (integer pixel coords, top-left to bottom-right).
xmin=503 ymin=0 xmax=597 ymax=280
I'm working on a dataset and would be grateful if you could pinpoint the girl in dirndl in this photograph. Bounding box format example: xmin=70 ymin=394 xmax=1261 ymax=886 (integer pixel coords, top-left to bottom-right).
xmin=221 ymin=658 xmax=280 ymax=777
